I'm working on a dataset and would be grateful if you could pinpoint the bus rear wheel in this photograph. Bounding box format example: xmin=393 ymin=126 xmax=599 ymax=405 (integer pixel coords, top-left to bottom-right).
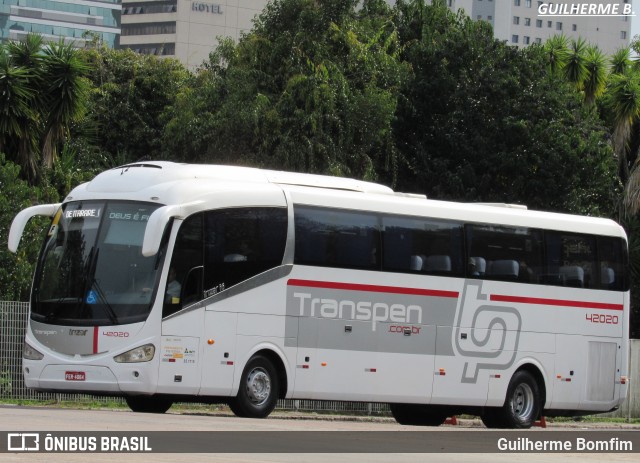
xmin=482 ymin=370 xmax=541 ymax=429
xmin=229 ymin=355 xmax=279 ymax=419
xmin=125 ymin=395 xmax=173 ymax=414
xmin=390 ymin=404 xmax=448 ymax=426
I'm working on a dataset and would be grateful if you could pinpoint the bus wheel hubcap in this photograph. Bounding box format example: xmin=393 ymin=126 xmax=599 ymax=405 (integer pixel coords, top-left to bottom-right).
xmin=246 ymin=368 xmax=271 ymax=405
xmin=511 ymin=383 xmax=534 ymax=420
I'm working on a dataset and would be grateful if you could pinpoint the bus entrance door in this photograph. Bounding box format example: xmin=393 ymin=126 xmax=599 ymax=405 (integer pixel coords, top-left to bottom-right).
xmin=157 ymin=309 xmax=203 ymax=394
xmin=199 ymin=310 xmax=238 ymax=396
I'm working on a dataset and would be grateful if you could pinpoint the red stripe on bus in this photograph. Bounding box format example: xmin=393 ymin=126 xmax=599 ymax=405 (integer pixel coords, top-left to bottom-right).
xmin=490 ymin=294 xmax=623 ymax=311
xmin=287 ymin=279 xmax=459 ymax=299
xmin=93 ymin=326 xmax=99 ymax=354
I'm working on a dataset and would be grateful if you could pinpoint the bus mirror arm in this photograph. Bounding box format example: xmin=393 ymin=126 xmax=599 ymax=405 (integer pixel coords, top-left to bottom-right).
xmin=141 ymin=201 xmax=204 ymax=257
xmin=8 ymin=203 xmax=61 ymax=253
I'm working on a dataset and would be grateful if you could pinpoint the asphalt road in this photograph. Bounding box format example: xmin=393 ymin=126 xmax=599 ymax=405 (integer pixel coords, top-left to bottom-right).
xmin=0 ymin=405 xmax=638 ymax=463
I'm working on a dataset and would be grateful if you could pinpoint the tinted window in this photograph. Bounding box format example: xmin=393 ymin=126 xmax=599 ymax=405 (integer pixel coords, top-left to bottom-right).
xmin=466 ymin=225 xmax=543 ymax=283
xmin=545 ymin=232 xmax=596 ymax=288
xmin=164 ymin=214 xmax=204 ymax=317
xmin=294 ymin=206 xmax=379 ymax=270
xmin=204 ymin=208 xmax=287 ymax=294
xmin=382 ymin=216 xmax=464 ymax=276
xmin=34 ymin=201 xmax=162 ymax=326
xmin=291 ymin=206 xmax=627 ymax=293
xmin=598 ymin=237 xmax=626 ymax=291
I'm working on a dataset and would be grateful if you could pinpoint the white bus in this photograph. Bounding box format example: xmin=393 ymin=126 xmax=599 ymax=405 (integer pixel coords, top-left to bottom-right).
xmin=8 ymin=162 xmax=629 ymax=428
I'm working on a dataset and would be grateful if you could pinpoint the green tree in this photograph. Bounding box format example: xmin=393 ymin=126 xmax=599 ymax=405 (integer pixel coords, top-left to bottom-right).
xmin=564 ymin=37 xmax=588 ymax=91
xmin=0 ymin=38 xmax=40 ymax=181
xmin=0 ymin=35 xmax=90 ymax=183
xmin=80 ymin=46 xmax=191 ymax=165
xmin=0 ymin=154 xmax=57 ymax=301
xmin=543 ymin=34 xmax=569 ymax=77
xmin=163 ymin=0 xmax=409 ymax=182
xmin=393 ymin=0 xmax=619 ymax=214
xmin=609 ymin=47 xmax=631 ymax=76
xmin=543 ymin=36 xmax=607 ymax=105
xmin=582 ymin=45 xmax=606 ymax=106
xmin=603 ymin=72 xmax=640 ymax=186
xmin=40 ymin=41 xmax=90 ymax=169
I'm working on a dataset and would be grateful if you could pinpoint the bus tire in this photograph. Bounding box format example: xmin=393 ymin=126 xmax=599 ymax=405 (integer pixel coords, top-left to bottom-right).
xmin=229 ymin=355 xmax=279 ymax=419
xmin=125 ymin=395 xmax=173 ymax=414
xmin=484 ymin=370 xmax=541 ymax=429
xmin=390 ymin=404 xmax=448 ymax=426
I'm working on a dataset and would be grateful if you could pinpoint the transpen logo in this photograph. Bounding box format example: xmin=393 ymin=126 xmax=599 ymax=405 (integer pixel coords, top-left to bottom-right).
xmin=453 ymin=281 xmax=522 ymax=383
xmin=292 ymin=292 xmax=422 ymax=331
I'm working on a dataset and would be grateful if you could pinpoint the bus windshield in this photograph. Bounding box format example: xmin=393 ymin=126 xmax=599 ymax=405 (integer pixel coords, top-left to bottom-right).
xmin=32 ymin=201 xmax=163 ymax=326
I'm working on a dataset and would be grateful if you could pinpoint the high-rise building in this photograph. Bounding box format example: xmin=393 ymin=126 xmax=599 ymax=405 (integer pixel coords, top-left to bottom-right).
xmin=450 ymin=0 xmax=636 ymax=54
xmin=4 ymin=1 xmax=635 ymax=66
xmin=0 ymin=0 xmax=121 ymax=47
xmin=120 ymin=0 xmax=268 ymax=68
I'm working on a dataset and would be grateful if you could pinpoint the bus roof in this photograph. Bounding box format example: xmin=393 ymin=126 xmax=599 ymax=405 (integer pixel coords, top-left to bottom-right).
xmin=67 ymin=162 xmax=625 ymax=239
xmin=76 ymin=162 xmax=394 ymax=196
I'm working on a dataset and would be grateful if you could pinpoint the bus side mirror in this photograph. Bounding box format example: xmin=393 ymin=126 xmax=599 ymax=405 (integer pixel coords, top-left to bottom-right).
xmin=8 ymin=204 xmax=61 ymax=253
xmin=142 ymin=205 xmax=180 ymax=257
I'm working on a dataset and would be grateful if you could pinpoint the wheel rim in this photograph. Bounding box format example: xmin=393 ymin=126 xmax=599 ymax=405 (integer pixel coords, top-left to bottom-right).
xmin=510 ymin=383 xmax=534 ymax=421
xmin=245 ymin=367 xmax=271 ymax=406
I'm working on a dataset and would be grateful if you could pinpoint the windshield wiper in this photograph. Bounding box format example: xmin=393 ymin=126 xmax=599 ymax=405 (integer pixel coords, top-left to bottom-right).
xmin=82 ymin=248 xmax=119 ymax=325
xmin=78 ymin=246 xmax=98 ymax=313
xmin=90 ymin=277 xmax=119 ymax=325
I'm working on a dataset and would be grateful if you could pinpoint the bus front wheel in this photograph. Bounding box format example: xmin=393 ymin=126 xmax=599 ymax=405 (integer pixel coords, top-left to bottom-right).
xmin=125 ymin=395 xmax=173 ymax=414
xmin=482 ymin=370 xmax=541 ymax=429
xmin=229 ymin=355 xmax=279 ymax=419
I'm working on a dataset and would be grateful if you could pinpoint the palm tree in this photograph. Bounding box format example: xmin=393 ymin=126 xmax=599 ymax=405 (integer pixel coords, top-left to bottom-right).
xmin=605 ymin=72 xmax=640 ymax=188
xmin=0 ymin=41 xmax=40 ymax=181
xmin=8 ymin=33 xmax=45 ymax=71
xmin=564 ymin=37 xmax=588 ymax=91
xmin=40 ymin=40 xmax=90 ymax=169
xmin=543 ymin=34 xmax=569 ymax=77
xmin=610 ymin=47 xmax=631 ymax=76
xmin=582 ymin=45 xmax=607 ymax=105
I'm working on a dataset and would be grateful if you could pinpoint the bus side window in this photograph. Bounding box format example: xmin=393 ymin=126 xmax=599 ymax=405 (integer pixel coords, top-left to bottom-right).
xmin=294 ymin=206 xmax=379 ymax=271
xmin=466 ymin=224 xmax=543 ymax=283
xmin=163 ymin=214 xmax=203 ymax=317
xmin=545 ymin=232 xmax=596 ymax=289
xmin=204 ymin=207 xmax=287 ymax=293
xmin=597 ymin=237 xmax=625 ymax=291
xmin=381 ymin=216 xmax=464 ymax=276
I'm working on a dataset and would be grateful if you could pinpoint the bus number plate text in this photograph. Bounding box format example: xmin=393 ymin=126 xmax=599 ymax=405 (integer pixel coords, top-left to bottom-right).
xmin=65 ymin=371 xmax=86 ymax=381
xmin=585 ymin=313 xmax=619 ymax=325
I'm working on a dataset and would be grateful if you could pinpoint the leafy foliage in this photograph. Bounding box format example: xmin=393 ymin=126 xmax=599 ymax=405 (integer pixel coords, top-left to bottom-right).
xmin=80 ymin=46 xmax=190 ymax=165
xmin=0 ymin=155 xmax=57 ymax=301
xmin=163 ymin=0 xmax=409 ymax=182
xmin=393 ymin=2 xmax=619 ymax=214
xmin=0 ymin=35 xmax=89 ymax=183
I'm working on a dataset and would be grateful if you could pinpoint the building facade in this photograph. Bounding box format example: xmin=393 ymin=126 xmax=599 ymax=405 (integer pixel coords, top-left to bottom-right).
xmin=120 ymin=0 xmax=268 ymax=68
xmin=451 ymin=0 xmax=635 ymax=55
xmin=0 ymin=0 xmax=121 ymax=47
xmin=2 ymin=1 xmax=636 ymax=66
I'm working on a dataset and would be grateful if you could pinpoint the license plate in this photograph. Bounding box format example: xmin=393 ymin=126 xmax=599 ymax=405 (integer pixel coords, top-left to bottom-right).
xmin=65 ymin=371 xmax=86 ymax=381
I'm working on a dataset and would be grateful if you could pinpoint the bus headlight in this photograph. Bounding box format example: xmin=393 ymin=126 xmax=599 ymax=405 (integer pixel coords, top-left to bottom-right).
xmin=114 ymin=344 xmax=155 ymax=363
xmin=23 ymin=342 xmax=44 ymax=360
